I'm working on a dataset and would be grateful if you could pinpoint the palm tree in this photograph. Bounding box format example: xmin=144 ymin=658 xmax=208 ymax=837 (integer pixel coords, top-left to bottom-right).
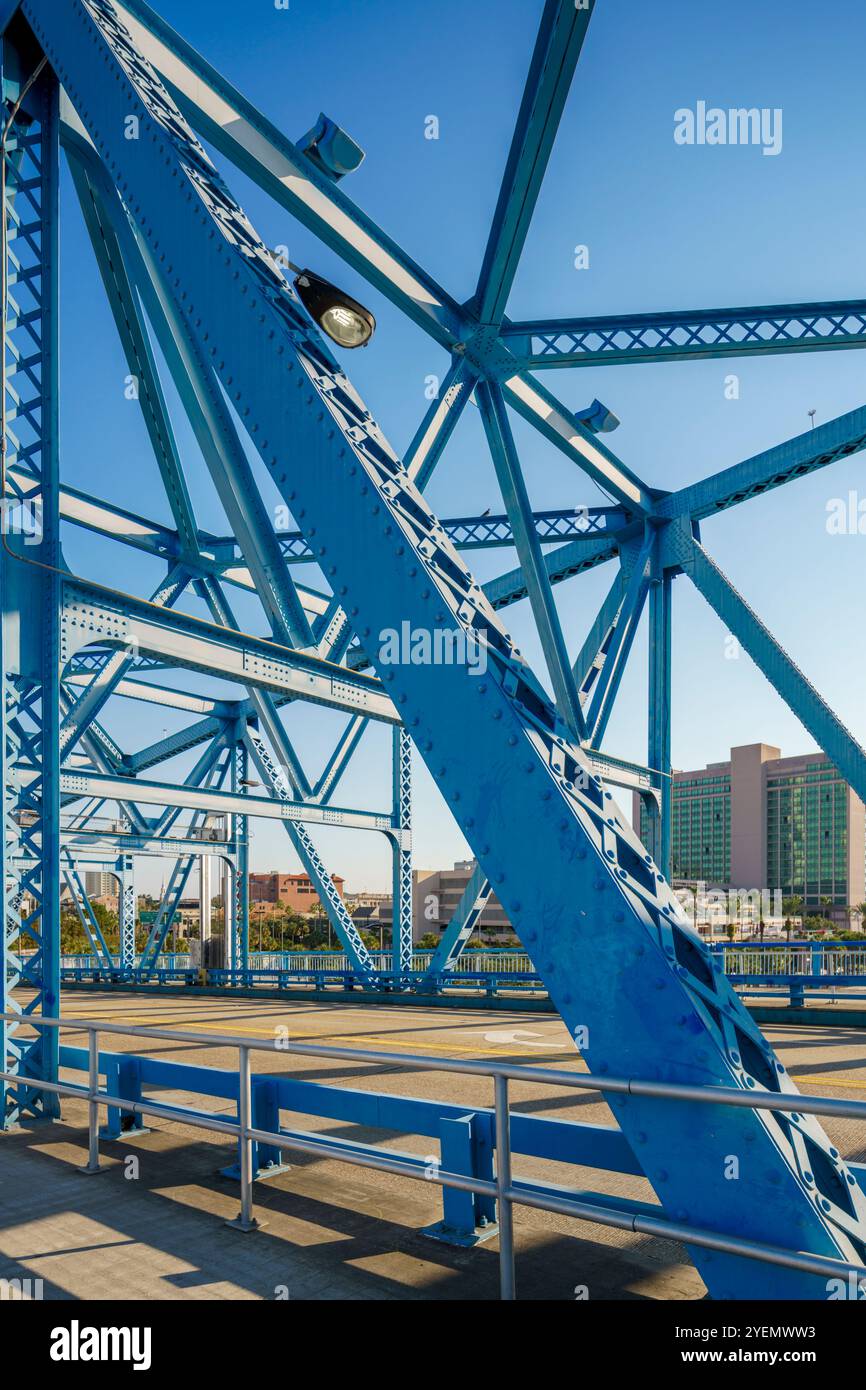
xmin=782 ymin=895 xmax=802 ymax=942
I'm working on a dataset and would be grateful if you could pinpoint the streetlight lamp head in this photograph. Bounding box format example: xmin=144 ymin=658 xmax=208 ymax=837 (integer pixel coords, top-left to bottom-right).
xmin=293 ymin=269 xmax=375 ymax=348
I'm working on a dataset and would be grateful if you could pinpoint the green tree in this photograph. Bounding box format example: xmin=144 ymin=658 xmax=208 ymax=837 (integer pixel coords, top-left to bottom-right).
xmin=782 ymin=896 xmax=803 ymax=942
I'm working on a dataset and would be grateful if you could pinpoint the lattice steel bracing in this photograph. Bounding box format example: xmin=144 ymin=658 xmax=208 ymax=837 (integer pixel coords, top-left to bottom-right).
xmin=0 ymin=0 xmax=865 ymax=1297
xmin=391 ymin=726 xmax=413 ymax=983
xmin=229 ymin=738 xmax=248 ymax=974
xmin=115 ymin=852 xmax=135 ymax=969
xmin=0 ymin=45 xmax=60 ymax=1124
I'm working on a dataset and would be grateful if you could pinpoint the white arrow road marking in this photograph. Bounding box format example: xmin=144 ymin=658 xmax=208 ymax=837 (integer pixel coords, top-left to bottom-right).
xmin=482 ymin=1028 xmax=567 ymax=1048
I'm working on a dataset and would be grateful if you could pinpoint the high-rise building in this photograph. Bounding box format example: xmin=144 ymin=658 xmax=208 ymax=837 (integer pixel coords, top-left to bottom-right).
xmin=634 ymin=742 xmax=866 ymax=918
xmin=84 ymin=870 xmax=115 ymax=899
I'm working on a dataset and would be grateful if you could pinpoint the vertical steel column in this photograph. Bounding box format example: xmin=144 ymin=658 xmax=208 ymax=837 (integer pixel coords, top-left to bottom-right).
xmin=391 ymin=726 xmax=413 ymax=985
xmin=646 ymin=569 xmax=672 ymax=881
xmin=232 ymin=738 xmax=249 ymax=977
xmin=1 ymin=52 xmax=61 ymax=1125
xmin=115 ymin=852 xmax=135 ymax=969
xmin=199 ymin=853 xmax=211 ymax=969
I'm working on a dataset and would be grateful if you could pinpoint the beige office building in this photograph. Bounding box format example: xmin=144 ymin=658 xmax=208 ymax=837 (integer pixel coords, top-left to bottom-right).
xmin=412 ymin=861 xmax=512 ymax=942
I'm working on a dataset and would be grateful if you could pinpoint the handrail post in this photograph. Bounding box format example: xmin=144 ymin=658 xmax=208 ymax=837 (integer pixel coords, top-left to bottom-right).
xmin=494 ymin=1073 xmax=515 ymax=1300
xmin=79 ymin=1026 xmax=104 ymax=1174
xmin=227 ymin=1043 xmax=261 ymax=1232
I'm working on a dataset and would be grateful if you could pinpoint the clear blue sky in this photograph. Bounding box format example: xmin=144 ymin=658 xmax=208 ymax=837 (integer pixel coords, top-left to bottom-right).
xmin=59 ymin=0 xmax=866 ymax=893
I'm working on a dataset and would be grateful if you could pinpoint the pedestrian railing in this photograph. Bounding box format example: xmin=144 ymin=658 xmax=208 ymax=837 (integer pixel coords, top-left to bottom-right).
xmin=2 ymin=1010 xmax=866 ymax=1300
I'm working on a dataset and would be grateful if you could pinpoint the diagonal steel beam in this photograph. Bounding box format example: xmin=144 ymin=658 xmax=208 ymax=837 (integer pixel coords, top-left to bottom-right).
xmin=405 ymin=357 xmax=477 ymax=490
xmin=423 ymin=863 xmax=493 ymax=979
xmin=573 ymin=568 xmax=627 ymax=704
xmin=675 ymin=531 xmax=866 ymax=805
xmin=62 ymin=113 xmax=315 ymax=650
xmin=503 ymin=373 xmax=654 ymax=512
xmin=112 ymin=0 xmax=650 ymax=520
xmin=313 ymin=715 xmax=368 ymax=806
xmin=474 ymin=0 xmax=595 ymax=325
xmin=483 ymin=532 xmax=619 ymax=610
xmin=67 ymin=145 xmax=199 ymax=553
xmin=59 ymin=566 xmax=189 ymax=760
xmin=478 ymin=381 xmax=586 ymax=739
xmin=583 ymin=533 xmax=653 ymax=745
xmin=114 ymin=0 xmax=464 ymax=346
xmin=244 ymin=727 xmax=379 ymax=977
xmin=38 ymin=0 xmax=866 ymax=1293
xmin=657 ymin=404 xmax=866 ymax=523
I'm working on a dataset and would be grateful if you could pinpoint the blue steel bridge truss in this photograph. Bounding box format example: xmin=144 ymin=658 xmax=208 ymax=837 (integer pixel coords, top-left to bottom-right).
xmin=1 ymin=0 xmax=866 ymax=1297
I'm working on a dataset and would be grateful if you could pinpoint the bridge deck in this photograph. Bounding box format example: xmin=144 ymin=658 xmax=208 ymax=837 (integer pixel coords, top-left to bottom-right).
xmin=1 ymin=995 xmax=865 ymax=1301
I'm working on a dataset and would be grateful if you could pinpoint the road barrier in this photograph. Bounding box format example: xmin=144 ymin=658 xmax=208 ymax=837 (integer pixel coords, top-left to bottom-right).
xmin=3 ymin=1010 xmax=866 ymax=1299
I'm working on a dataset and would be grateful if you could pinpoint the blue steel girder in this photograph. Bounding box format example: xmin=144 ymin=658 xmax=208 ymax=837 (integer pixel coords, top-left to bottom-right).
xmin=404 ymin=357 xmax=476 ymax=491
xmin=31 ymin=0 xmax=866 ymax=1295
xmin=115 ymin=850 xmax=135 ymax=967
xmin=275 ymin=504 xmax=623 ymax=563
xmin=110 ymin=0 xmax=655 ymax=516
xmin=244 ymin=724 xmax=378 ymax=979
xmin=147 ymin=728 xmax=227 ymax=839
xmin=645 ymin=571 xmax=673 ymax=881
xmin=58 ymin=685 xmax=149 ymax=834
xmin=583 ymin=531 xmax=653 ymax=747
xmin=229 ymin=737 xmax=248 ymax=972
xmin=59 ymin=578 xmax=399 ymax=723
xmin=62 ymin=110 xmax=316 ymax=650
xmin=483 ymin=531 xmax=620 ymax=610
xmin=1 ymin=56 xmax=61 ymax=1124
xmin=473 ymin=0 xmax=595 ymax=326
xmin=572 ymin=568 xmax=627 ymax=706
xmin=313 ymin=714 xmax=368 ymax=806
xmin=65 ymin=137 xmax=199 ymax=552
xmin=478 ymin=380 xmax=586 ymax=741
xmin=657 ymin=403 xmax=866 ymax=524
xmin=58 ymin=565 xmax=189 ymax=761
xmin=58 ymin=765 xmax=393 ymax=835
xmin=504 ymin=299 xmax=866 ymax=370
xmin=390 ymin=725 xmax=413 ymax=983
xmin=61 ymin=851 xmax=113 ymax=965
xmin=424 ymin=864 xmax=493 ymax=979
xmin=193 ymin=573 xmax=313 ymax=799
xmin=139 ymin=745 xmax=231 ymax=972
xmin=669 ymin=528 xmax=866 ymax=809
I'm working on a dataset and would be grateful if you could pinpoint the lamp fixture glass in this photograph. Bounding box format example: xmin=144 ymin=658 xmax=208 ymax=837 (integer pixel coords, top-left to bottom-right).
xmin=293 ymin=269 xmax=375 ymax=348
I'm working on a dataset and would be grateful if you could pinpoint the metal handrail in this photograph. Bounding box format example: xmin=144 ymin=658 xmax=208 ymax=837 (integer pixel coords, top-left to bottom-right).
xmin=2 ymin=1009 xmax=866 ymax=1299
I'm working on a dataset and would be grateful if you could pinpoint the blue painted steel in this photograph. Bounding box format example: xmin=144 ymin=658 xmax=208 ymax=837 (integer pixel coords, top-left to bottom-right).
xmin=478 ymin=380 xmax=586 ymax=740
xmin=1 ymin=54 xmax=61 ymax=1123
xmin=646 ymin=570 xmax=672 ymax=880
xmin=391 ymin=726 xmax=413 ymax=983
xmin=671 ymin=531 xmax=866 ymax=807
xmin=473 ymin=0 xmax=595 ymax=325
xmin=24 ymin=0 xmax=866 ymax=1297
xmin=1 ymin=0 xmax=865 ymax=1299
xmin=424 ymin=865 xmax=493 ymax=981
xmin=58 ymin=1040 xmax=642 ymax=1239
xmin=504 ymin=300 xmax=866 ymax=369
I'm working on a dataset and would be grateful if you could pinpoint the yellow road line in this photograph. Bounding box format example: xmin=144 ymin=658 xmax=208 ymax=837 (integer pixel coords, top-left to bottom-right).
xmin=59 ymin=1012 xmax=577 ymax=1062
xmin=796 ymin=1074 xmax=866 ymax=1092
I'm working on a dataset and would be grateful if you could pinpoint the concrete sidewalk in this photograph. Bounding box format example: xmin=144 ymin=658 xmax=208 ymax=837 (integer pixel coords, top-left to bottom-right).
xmin=0 ymin=1102 xmax=701 ymax=1301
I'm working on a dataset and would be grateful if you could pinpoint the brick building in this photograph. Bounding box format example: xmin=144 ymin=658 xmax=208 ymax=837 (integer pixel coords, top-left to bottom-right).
xmin=248 ymin=871 xmax=343 ymax=912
